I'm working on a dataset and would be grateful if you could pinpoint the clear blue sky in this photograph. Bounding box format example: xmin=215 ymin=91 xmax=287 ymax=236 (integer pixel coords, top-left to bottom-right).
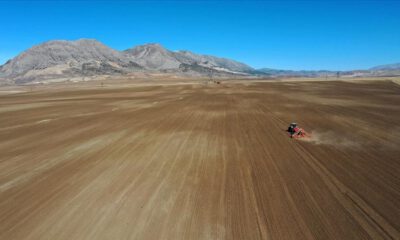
xmin=0 ymin=0 xmax=399 ymax=70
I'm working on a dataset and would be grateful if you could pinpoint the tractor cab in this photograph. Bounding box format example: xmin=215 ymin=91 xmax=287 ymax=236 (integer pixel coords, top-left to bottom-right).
xmin=288 ymin=122 xmax=297 ymax=133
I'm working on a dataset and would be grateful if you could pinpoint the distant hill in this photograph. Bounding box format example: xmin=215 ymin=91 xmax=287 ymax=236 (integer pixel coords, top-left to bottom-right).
xmin=370 ymin=63 xmax=400 ymax=70
xmin=256 ymin=68 xmax=338 ymax=77
xmin=0 ymin=39 xmax=254 ymax=84
xmin=367 ymin=63 xmax=400 ymax=77
xmin=258 ymin=63 xmax=400 ymax=78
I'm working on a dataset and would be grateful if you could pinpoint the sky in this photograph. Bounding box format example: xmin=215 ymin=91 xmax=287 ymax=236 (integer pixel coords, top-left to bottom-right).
xmin=0 ymin=0 xmax=399 ymax=70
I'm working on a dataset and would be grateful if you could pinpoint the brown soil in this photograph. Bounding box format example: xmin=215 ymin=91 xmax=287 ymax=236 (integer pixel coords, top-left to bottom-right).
xmin=0 ymin=80 xmax=399 ymax=240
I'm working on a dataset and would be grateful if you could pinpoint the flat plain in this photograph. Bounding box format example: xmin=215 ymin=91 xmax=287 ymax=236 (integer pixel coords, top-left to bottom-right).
xmin=0 ymin=79 xmax=399 ymax=240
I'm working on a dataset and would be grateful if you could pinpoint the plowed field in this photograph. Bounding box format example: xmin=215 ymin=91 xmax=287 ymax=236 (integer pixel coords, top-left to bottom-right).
xmin=1 ymin=80 xmax=399 ymax=239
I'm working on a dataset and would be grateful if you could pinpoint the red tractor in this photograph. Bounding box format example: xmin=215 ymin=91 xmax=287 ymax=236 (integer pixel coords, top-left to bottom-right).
xmin=287 ymin=122 xmax=310 ymax=139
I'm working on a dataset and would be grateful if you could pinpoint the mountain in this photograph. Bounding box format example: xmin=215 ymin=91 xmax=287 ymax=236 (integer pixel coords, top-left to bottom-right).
xmin=0 ymin=39 xmax=254 ymax=84
xmin=123 ymin=43 xmax=254 ymax=73
xmin=0 ymin=39 xmax=144 ymax=84
xmin=370 ymin=63 xmax=400 ymax=70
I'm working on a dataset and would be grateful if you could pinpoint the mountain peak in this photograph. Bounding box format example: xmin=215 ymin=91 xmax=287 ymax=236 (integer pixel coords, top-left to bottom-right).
xmin=144 ymin=43 xmax=163 ymax=48
xmin=75 ymin=38 xmax=101 ymax=43
xmin=125 ymin=43 xmax=165 ymax=51
xmin=124 ymin=43 xmax=181 ymax=70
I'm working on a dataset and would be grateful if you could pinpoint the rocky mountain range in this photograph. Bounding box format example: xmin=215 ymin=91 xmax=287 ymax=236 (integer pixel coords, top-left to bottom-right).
xmin=0 ymin=39 xmax=254 ymax=84
xmin=0 ymin=38 xmax=399 ymax=84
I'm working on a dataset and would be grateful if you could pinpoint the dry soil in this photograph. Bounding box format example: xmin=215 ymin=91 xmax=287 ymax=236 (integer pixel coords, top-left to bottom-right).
xmin=0 ymin=80 xmax=399 ymax=240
